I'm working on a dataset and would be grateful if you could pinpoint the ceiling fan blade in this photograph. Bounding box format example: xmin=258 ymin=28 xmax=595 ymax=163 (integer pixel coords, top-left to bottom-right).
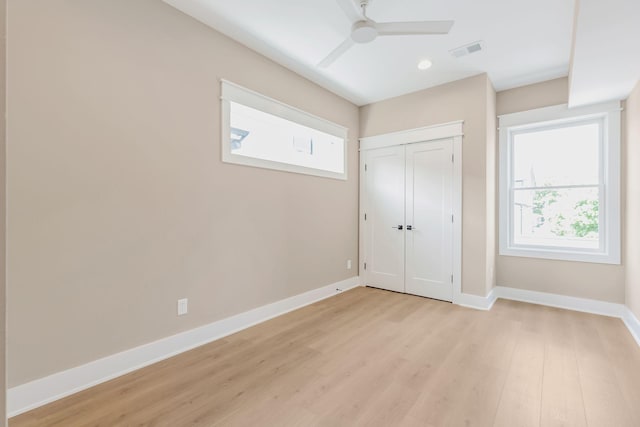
xmin=375 ymin=20 xmax=454 ymax=36
xmin=336 ymin=0 xmax=364 ymax=23
xmin=318 ymin=38 xmax=355 ymax=68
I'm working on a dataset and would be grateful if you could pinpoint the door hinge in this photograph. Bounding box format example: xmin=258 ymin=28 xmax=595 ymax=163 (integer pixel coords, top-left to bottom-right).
xmin=364 ymin=262 xmax=367 ymax=270
xmin=364 ymin=213 xmax=367 ymax=221
xmin=451 ymin=154 xmax=454 ymax=163
xmin=451 ymin=274 xmax=453 ymax=283
xmin=365 ymin=163 xmax=368 ymax=172
xmin=451 ymin=214 xmax=454 ymax=223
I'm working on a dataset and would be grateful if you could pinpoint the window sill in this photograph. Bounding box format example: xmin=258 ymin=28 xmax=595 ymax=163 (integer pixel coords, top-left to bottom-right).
xmin=222 ymin=152 xmax=347 ymax=180
xmin=499 ymin=247 xmax=620 ymax=265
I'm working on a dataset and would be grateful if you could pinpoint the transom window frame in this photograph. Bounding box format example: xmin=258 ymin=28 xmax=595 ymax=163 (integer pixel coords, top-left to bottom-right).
xmin=498 ymin=101 xmax=621 ymax=265
xmin=220 ymin=80 xmax=349 ymax=180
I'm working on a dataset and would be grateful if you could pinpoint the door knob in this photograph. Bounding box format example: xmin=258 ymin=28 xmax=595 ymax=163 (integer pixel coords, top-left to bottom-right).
xmin=392 ymin=225 xmax=403 ymax=230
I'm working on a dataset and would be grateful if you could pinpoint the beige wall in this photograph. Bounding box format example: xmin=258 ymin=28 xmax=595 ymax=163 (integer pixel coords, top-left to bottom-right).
xmin=0 ymin=0 xmax=5 ymax=422
xmin=360 ymin=74 xmax=496 ymax=297
xmin=495 ymin=77 xmax=569 ymax=116
xmin=485 ymin=78 xmax=497 ymax=294
xmin=626 ymin=80 xmax=640 ymax=318
xmin=7 ymin=0 xmax=359 ymax=387
xmin=495 ymin=77 xmax=625 ymax=303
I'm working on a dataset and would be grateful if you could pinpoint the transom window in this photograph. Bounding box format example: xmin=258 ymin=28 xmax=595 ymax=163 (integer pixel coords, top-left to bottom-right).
xmin=221 ymin=80 xmax=347 ymax=180
xmin=499 ymin=102 xmax=621 ymax=264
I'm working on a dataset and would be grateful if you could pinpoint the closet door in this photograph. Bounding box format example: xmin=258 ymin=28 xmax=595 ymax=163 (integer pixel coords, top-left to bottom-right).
xmin=362 ymin=145 xmax=405 ymax=293
xmin=405 ymin=139 xmax=454 ymax=301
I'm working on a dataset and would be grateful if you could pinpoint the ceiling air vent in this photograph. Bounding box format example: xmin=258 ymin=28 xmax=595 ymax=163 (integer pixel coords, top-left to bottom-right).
xmin=450 ymin=41 xmax=484 ymax=58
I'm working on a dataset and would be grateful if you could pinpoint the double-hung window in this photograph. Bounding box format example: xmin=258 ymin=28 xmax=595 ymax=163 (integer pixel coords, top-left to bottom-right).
xmin=499 ymin=102 xmax=621 ymax=264
xmin=220 ymin=80 xmax=348 ymax=180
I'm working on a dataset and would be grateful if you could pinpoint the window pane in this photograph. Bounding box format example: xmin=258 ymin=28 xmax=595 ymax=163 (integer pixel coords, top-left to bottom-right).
xmin=229 ymin=102 xmax=345 ymax=174
xmin=513 ymin=187 xmax=599 ymax=249
xmin=513 ymin=122 xmax=600 ymax=187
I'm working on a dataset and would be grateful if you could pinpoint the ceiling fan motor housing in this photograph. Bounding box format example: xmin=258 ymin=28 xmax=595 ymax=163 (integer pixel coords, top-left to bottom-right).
xmin=351 ymin=21 xmax=378 ymax=43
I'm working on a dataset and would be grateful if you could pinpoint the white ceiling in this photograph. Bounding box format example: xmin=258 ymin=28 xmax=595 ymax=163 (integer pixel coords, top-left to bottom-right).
xmin=163 ymin=0 xmax=575 ymax=106
xmin=569 ymin=0 xmax=640 ymax=107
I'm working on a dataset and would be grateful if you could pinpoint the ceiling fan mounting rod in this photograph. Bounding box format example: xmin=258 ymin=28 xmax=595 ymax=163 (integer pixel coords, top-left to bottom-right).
xmin=359 ymin=0 xmax=369 ymax=18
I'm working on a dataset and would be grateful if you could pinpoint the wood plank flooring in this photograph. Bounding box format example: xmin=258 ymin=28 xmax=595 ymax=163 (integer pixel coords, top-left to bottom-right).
xmin=10 ymin=286 xmax=640 ymax=426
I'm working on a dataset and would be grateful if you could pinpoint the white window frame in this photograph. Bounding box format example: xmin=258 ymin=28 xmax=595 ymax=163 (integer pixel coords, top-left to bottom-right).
xmin=499 ymin=101 xmax=621 ymax=264
xmin=220 ymin=80 xmax=348 ymax=180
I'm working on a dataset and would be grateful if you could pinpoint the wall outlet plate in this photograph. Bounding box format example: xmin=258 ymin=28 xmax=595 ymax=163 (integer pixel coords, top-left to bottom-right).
xmin=177 ymin=298 xmax=188 ymax=316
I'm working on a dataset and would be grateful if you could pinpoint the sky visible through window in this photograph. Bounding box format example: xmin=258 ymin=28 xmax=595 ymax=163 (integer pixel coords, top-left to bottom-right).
xmin=512 ymin=121 xmax=600 ymax=249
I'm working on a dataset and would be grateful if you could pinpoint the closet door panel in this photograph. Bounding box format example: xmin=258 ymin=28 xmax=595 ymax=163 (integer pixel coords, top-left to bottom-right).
xmin=405 ymin=139 xmax=453 ymax=301
xmin=362 ymin=146 xmax=405 ymax=293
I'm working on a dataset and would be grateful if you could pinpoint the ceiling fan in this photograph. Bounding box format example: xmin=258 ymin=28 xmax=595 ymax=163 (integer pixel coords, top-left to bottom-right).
xmin=319 ymin=0 xmax=454 ymax=68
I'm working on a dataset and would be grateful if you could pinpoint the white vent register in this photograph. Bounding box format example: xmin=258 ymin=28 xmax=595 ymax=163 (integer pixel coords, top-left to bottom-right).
xmin=450 ymin=41 xmax=484 ymax=58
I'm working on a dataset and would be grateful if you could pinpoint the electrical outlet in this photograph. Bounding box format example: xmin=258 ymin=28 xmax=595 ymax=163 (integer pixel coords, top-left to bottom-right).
xmin=177 ymin=298 xmax=188 ymax=316
xmin=347 ymin=259 xmax=352 ymax=270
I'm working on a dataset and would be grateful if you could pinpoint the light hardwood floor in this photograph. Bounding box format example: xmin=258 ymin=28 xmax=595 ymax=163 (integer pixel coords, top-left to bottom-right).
xmin=10 ymin=286 xmax=640 ymax=426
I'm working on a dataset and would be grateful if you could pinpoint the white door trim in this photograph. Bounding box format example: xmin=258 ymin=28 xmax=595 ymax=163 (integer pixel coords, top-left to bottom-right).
xmin=451 ymin=135 xmax=463 ymax=306
xmin=360 ymin=121 xmax=463 ymax=151
xmin=359 ymin=121 xmax=463 ymax=303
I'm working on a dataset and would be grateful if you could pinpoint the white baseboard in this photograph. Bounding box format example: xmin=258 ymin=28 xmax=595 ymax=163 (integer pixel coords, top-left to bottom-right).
xmin=454 ymin=289 xmax=497 ymax=311
xmin=8 ymin=276 xmax=361 ymax=418
xmin=454 ymin=286 xmax=625 ymax=318
xmin=622 ymin=307 xmax=640 ymax=347
xmin=10 ymin=279 xmax=638 ymax=417
xmin=456 ymin=285 xmax=639 ymax=348
xmin=494 ymin=286 xmax=626 ymax=318
xmin=494 ymin=285 xmax=640 ymax=348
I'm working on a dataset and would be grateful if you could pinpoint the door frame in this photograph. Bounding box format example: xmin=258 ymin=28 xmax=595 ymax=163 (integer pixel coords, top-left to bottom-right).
xmin=359 ymin=121 xmax=463 ymax=304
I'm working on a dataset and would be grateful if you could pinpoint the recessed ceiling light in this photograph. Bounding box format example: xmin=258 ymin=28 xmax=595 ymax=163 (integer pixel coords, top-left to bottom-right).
xmin=417 ymin=59 xmax=433 ymax=70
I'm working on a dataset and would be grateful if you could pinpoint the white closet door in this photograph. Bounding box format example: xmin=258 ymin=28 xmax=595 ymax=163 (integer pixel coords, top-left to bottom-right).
xmin=405 ymin=139 xmax=454 ymax=301
xmin=362 ymin=145 xmax=405 ymax=293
